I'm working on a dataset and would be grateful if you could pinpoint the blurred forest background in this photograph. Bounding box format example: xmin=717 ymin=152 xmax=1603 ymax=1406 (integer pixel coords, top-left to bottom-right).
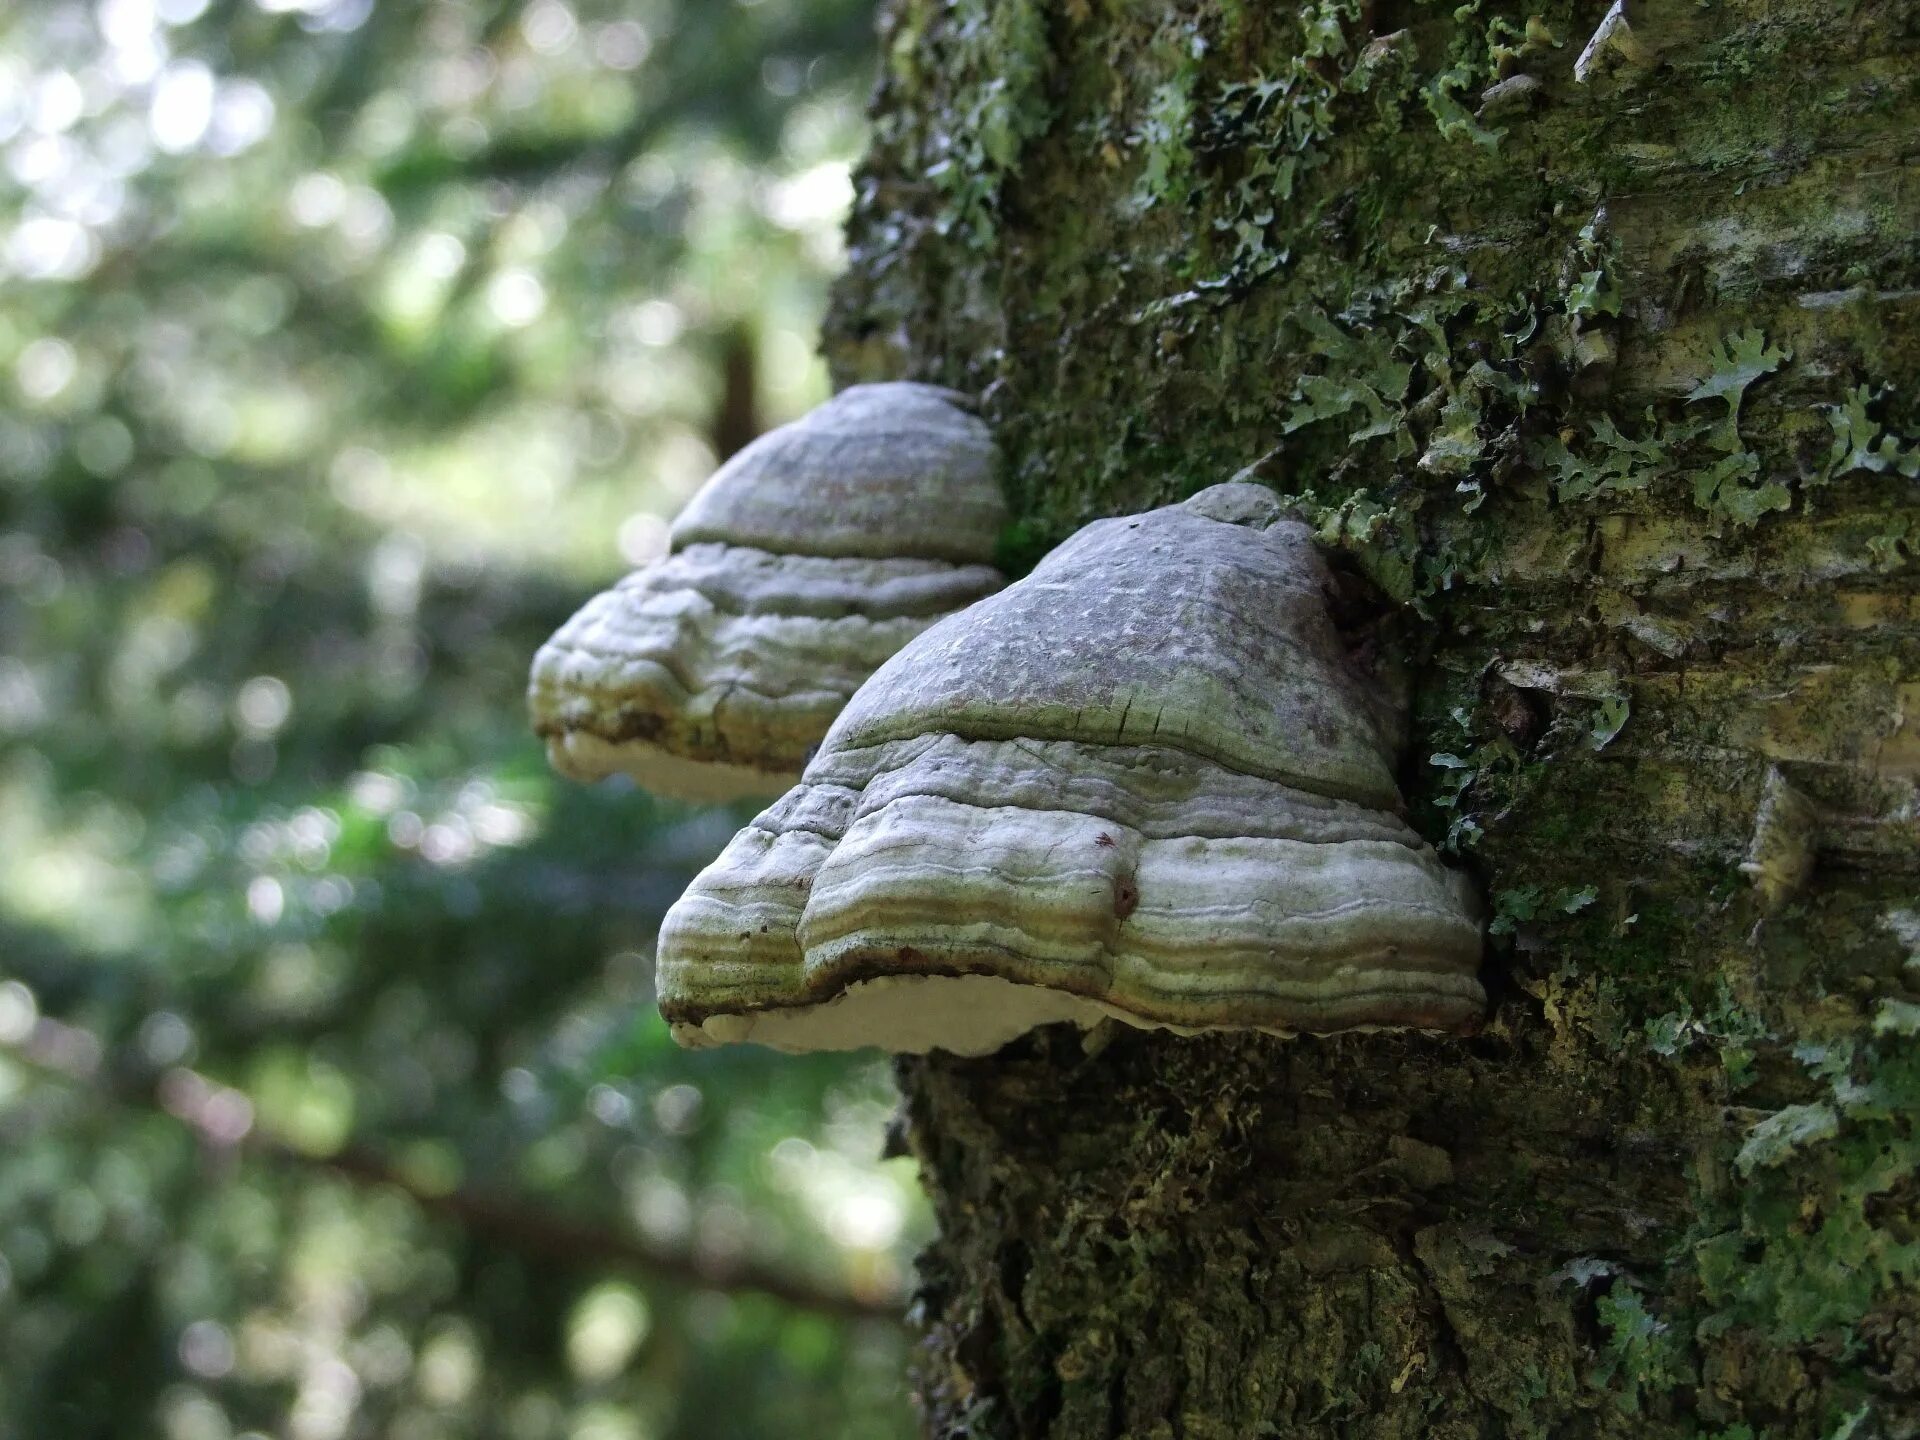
xmin=0 ymin=2 xmax=926 ymax=1437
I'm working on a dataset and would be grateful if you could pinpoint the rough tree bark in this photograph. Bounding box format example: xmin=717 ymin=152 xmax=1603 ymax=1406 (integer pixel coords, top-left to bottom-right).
xmin=822 ymin=2 xmax=1920 ymax=1436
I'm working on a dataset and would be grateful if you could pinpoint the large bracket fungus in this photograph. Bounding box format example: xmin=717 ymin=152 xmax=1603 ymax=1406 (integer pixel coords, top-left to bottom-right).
xmin=528 ymin=383 xmax=1007 ymax=800
xmin=654 ymin=482 xmax=1487 ymax=1055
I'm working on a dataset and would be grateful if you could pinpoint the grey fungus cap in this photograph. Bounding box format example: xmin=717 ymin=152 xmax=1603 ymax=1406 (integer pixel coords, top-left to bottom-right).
xmin=654 ymin=481 xmax=1487 ymax=1054
xmin=528 ymin=383 xmax=1007 ymax=801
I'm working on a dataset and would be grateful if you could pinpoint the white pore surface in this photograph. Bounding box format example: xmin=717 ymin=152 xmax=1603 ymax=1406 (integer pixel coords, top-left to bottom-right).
xmin=668 ymin=972 xmax=1184 ymax=1056
xmin=545 ymin=731 xmax=794 ymax=803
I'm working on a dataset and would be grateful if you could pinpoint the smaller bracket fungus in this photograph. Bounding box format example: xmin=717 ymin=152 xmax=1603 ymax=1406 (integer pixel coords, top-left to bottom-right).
xmin=655 ymin=482 xmax=1487 ymax=1055
xmin=528 ymin=383 xmax=1007 ymax=800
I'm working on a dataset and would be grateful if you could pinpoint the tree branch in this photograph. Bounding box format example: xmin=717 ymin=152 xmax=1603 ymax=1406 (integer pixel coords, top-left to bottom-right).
xmin=1 ymin=1015 xmax=904 ymax=1325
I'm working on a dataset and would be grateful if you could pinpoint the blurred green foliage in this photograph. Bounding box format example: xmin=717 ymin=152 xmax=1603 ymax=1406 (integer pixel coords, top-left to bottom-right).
xmin=0 ymin=2 xmax=924 ymax=1437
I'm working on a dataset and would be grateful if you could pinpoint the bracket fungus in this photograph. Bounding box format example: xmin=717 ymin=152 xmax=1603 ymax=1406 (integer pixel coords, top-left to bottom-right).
xmin=654 ymin=482 xmax=1487 ymax=1055
xmin=528 ymin=383 xmax=1007 ymax=800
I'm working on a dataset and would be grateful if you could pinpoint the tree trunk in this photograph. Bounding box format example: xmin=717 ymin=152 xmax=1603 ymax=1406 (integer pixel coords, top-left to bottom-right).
xmin=824 ymin=2 xmax=1920 ymax=1436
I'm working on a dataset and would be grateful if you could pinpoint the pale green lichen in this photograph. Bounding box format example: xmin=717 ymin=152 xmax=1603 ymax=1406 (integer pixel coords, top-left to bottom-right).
xmin=1685 ymin=327 xmax=1793 ymax=528
xmin=1644 ymin=980 xmax=1771 ymax=1087
xmin=919 ymin=0 xmax=1053 ymax=246
xmin=1735 ymin=1102 xmax=1841 ymax=1172
xmin=1587 ymin=691 xmax=1631 ymax=751
xmin=1425 ymin=699 xmax=1534 ymax=854
xmin=1530 ymin=413 xmax=1673 ymax=500
xmin=1594 ymin=1288 xmax=1691 ymax=1415
xmin=1864 ymin=521 xmax=1913 ymax=572
xmin=1692 ymin=1013 xmax=1920 ymax=1346
xmin=1688 ymin=329 xmax=1790 ymax=428
xmin=1128 ymin=72 xmax=1197 ymax=213
xmin=1815 ymin=384 xmax=1919 ymax=487
xmin=1567 ymin=267 xmax=1622 ymax=321
xmin=1424 ymin=60 xmax=1505 ymax=151
xmin=1487 ymin=882 xmax=1599 ymax=937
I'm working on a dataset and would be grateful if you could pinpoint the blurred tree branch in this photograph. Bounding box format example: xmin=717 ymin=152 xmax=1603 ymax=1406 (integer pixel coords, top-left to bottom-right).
xmin=1 ymin=1014 xmax=905 ymax=1325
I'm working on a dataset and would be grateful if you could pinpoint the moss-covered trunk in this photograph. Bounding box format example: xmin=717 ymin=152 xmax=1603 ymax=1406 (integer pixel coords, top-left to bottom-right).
xmin=823 ymin=2 xmax=1920 ymax=1434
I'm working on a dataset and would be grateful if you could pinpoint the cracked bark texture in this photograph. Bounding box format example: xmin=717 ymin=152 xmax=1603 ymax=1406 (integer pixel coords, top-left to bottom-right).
xmin=824 ymin=2 xmax=1920 ymax=1436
